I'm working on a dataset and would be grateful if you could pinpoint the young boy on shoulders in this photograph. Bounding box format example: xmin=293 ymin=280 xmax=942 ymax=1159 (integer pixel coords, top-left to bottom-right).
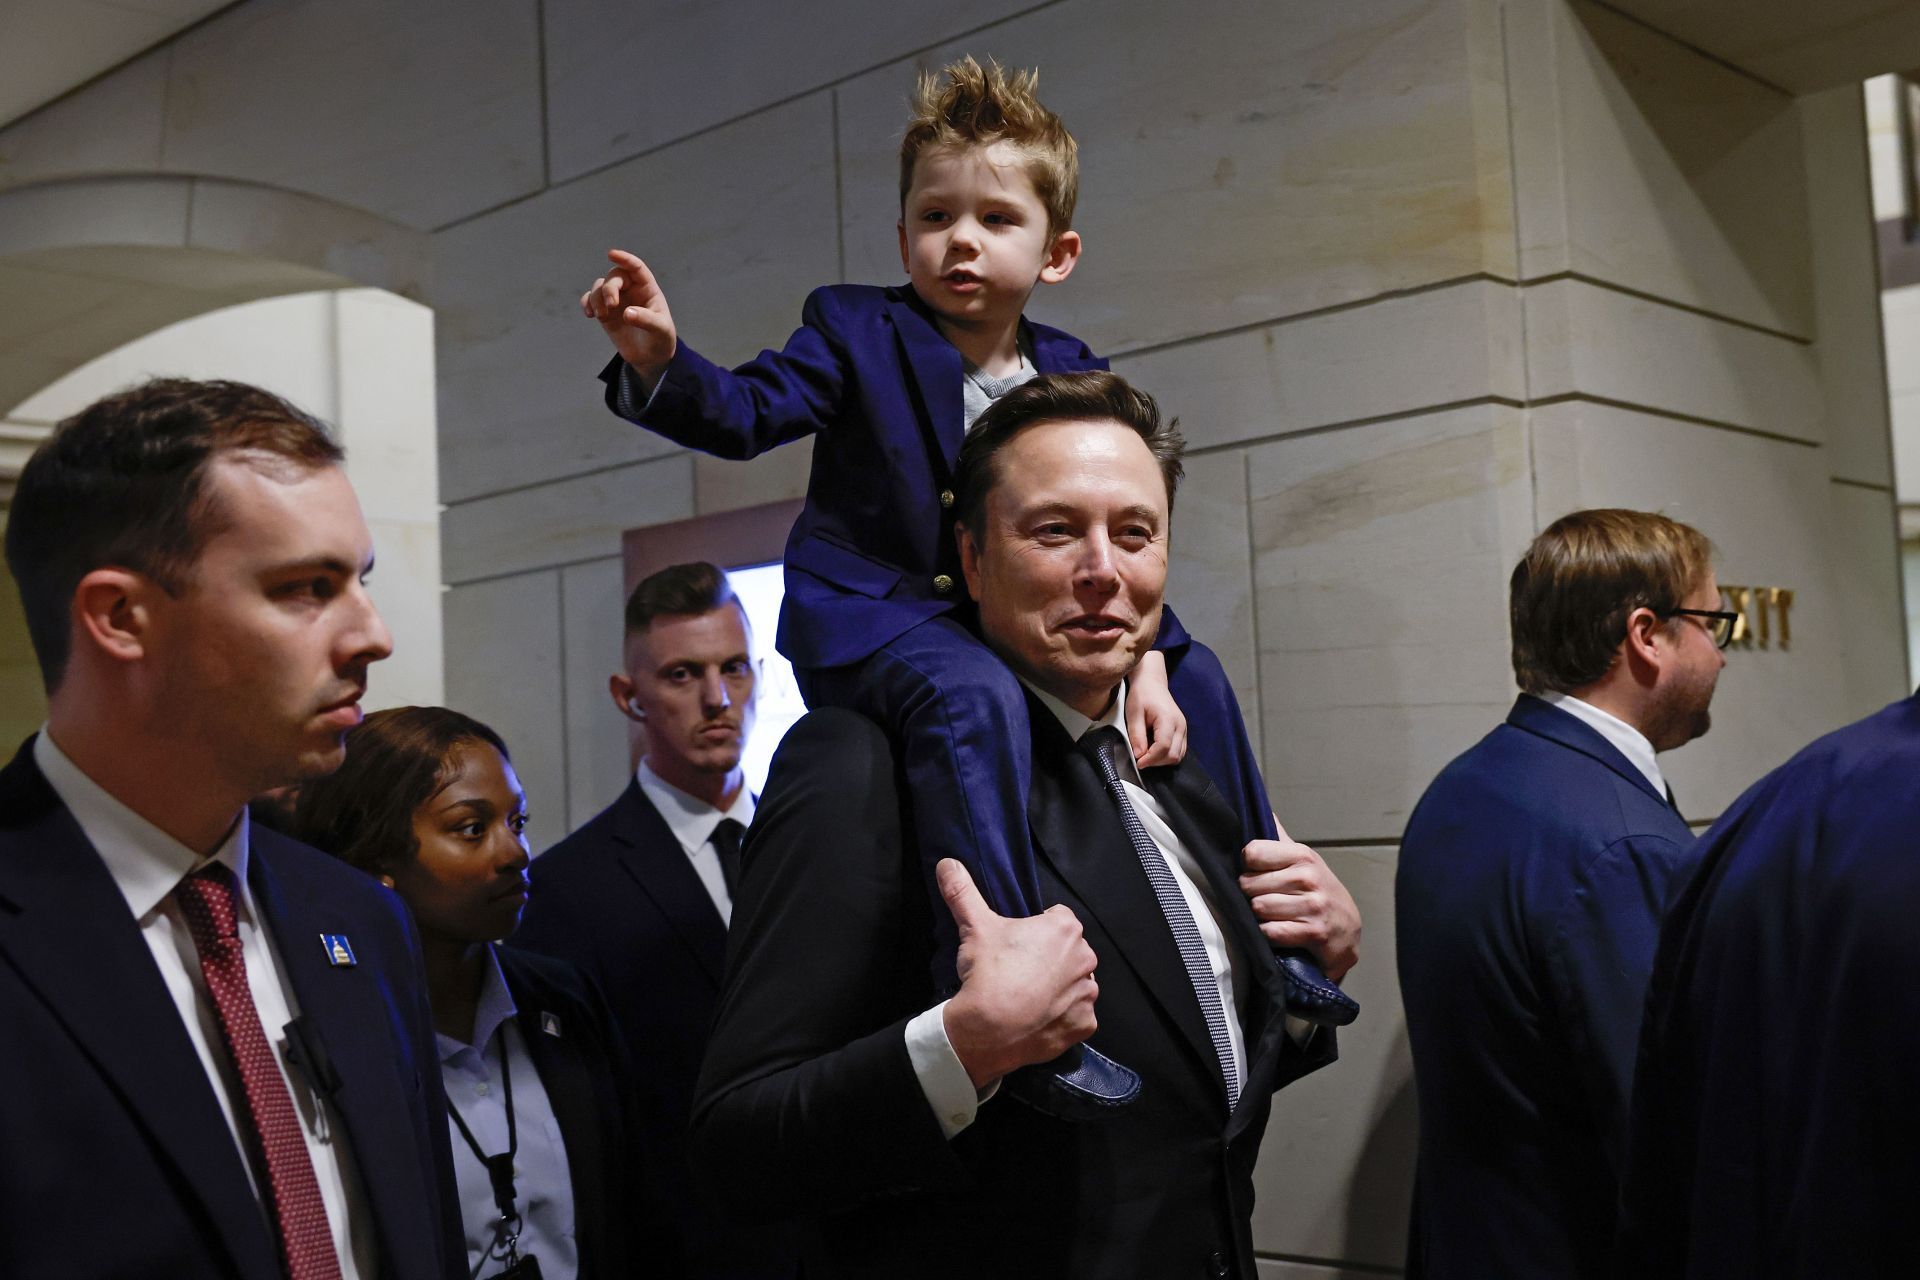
xmin=581 ymin=57 xmax=1353 ymax=1117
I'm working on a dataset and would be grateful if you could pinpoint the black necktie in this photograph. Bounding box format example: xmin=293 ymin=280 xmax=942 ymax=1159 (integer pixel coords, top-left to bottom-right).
xmin=711 ymin=818 xmax=746 ymax=897
xmin=1080 ymin=725 xmax=1241 ymax=1109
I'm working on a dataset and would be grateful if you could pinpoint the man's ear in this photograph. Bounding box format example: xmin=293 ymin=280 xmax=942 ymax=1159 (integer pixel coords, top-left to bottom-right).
xmin=72 ymin=568 xmax=155 ymax=667
xmin=898 ymin=219 xmax=911 ymax=274
xmin=609 ymin=674 xmax=645 ymax=723
xmin=956 ymin=521 xmax=984 ymax=600
xmin=1039 ymin=228 xmax=1082 ymax=285
xmin=1621 ymin=605 xmax=1666 ymax=678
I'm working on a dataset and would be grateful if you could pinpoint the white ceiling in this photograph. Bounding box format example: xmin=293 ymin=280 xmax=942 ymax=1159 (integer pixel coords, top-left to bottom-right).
xmin=0 ymin=0 xmax=234 ymax=130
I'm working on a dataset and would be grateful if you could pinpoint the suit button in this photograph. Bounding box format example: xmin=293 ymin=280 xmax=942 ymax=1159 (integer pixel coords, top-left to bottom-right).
xmin=1209 ymin=1251 xmax=1228 ymax=1277
xmin=933 ymin=574 xmax=954 ymax=594
xmin=939 ymin=488 xmax=955 ymax=509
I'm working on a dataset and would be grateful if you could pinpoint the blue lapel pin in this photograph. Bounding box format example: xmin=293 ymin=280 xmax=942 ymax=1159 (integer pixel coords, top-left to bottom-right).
xmin=541 ymin=1012 xmax=562 ymax=1038
xmin=320 ymin=934 xmax=357 ymax=967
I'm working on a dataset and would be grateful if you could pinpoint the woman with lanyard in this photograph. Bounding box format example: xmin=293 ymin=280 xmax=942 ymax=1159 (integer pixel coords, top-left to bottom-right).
xmin=293 ymin=706 xmax=677 ymax=1279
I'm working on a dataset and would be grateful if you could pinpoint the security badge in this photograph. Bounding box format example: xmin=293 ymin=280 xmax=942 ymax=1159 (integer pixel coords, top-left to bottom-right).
xmin=320 ymin=934 xmax=357 ymax=967
xmin=540 ymin=1012 xmax=562 ymax=1038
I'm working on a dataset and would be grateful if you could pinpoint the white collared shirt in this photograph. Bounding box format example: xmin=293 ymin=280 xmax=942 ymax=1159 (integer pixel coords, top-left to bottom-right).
xmin=1534 ymin=691 xmax=1667 ymax=797
xmin=634 ymin=760 xmax=755 ymax=924
xmin=33 ymin=729 xmax=373 ymax=1279
xmin=907 ymin=678 xmax=1262 ymax=1138
xmin=437 ymin=946 xmax=578 ymax=1280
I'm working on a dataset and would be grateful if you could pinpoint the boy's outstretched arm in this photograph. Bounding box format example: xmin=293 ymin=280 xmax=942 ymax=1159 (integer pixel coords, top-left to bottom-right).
xmin=582 ymin=248 xmax=677 ymax=391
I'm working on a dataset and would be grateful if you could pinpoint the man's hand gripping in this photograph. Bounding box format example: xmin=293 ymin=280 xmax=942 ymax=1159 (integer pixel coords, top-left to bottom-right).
xmin=936 ymin=859 xmax=1100 ymax=1091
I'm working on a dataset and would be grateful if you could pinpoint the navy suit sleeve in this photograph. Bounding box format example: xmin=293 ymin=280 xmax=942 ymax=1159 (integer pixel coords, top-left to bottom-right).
xmin=599 ymin=287 xmax=851 ymax=461
xmin=1542 ymin=832 xmax=1693 ymax=1172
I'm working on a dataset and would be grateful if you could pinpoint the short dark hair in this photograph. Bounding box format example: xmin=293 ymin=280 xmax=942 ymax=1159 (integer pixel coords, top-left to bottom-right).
xmin=1510 ymin=508 xmax=1716 ymax=695
xmin=291 ymin=706 xmax=509 ymax=879
xmin=624 ymin=560 xmax=744 ymax=637
xmin=953 ymin=371 xmax=1185 ymax=533
xmin=4 ymin=377 xmax=344 ymax=692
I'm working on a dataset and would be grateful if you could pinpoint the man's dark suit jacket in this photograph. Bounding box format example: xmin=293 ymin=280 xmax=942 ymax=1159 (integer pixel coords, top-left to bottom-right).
xmin=0 ymin=738 xmax=464 ymax=1280
xmin=495 ymin=945 xmax=678 ymax=1278
xmin=513 ymin=780 xmax=796 ymax=1278
xmin=1395 ymin=695 xmax=1697 ymax=1278
xmin=1621 ymin=692 xmax=1920 ymax=1277
xmin=690 ymin=706 xmax=1336 ymax=1279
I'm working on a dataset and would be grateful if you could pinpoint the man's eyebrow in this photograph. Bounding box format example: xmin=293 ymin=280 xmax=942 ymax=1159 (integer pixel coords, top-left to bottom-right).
xmin=263 ymin=553 xmax=377 ymax=578
xmin=1113 ymin=504 xmax=1164 ymax=526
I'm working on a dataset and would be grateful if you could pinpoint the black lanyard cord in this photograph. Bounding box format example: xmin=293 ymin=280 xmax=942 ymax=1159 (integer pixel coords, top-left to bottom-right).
xmin=445 ymin=1030 xmax=521 ymax=1236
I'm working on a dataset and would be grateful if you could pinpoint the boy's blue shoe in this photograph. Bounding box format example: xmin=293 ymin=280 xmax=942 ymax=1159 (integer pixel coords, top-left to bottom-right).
xmin=1003 ymin=1043 xmax=1141 ymax=1120
xmin=1279 ymin=950 xmax=1360 ymax=1027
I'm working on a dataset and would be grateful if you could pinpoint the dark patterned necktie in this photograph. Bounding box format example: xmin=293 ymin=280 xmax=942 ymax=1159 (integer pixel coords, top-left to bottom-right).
xmin=711 ymin=818 xmax=747 ymax=897
xmin=1080 ymin=726 xmax=1241 ymax=1109
xmin=175 ymin=863 xmax=342 ymax=1280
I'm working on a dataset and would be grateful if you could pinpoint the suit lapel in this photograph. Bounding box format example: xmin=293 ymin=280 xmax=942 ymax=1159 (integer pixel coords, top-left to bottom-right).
xmin=608 ymin=782 xmax=728 ymax=985
xmin=1144 ymin=757 xmax=1293 ymax=1136
xmin=251 ymin=841 xmax=433 ymax=1277
xmin=501 ymin=953 xmax=609 ymax=1268
xmin=1026 ymin=715 xmax=1223 ymax=1089
xmin=0 ymin=744 xmax=281 ymax=1278
xmin=1024 ymin=317 xmax=1106 ymax=375
xmin=885 ymin=288 xmax=967 ymax=478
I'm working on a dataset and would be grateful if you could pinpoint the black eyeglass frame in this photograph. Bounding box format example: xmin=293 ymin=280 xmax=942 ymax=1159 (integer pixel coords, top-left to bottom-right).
xmin=1662 ymin=607 xmax=1740 ymax=649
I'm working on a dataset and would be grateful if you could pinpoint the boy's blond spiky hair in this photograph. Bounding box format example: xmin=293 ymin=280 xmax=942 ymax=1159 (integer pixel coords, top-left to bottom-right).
xmin=899 ymin=55 xmax=1078 ymax=234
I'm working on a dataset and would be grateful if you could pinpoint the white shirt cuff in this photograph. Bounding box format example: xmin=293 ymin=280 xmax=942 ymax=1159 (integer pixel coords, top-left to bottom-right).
xmin=905 ymin=1000 xmax=998 ymax=1140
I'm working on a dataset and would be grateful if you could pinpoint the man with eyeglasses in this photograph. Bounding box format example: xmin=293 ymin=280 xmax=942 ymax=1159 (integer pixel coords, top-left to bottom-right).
xmin=1394 ymin=508 xmax=1727 ymax=1279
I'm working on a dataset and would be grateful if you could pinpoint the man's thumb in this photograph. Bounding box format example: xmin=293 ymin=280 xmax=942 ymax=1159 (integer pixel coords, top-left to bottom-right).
xmin=936 ymin=858 xmax=993 ymax=937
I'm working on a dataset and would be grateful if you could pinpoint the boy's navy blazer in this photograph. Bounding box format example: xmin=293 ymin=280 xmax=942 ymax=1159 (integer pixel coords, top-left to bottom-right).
xmin=1622 ymin=693 xmax=1920 ymax=1277
xmin=0 ymin=737 xmax=465 ymax=1280
xmin=597 ymin=282 xmax=1196 ymax=671
xmin=1395 ymin=695 xmax=1697 ymax=1279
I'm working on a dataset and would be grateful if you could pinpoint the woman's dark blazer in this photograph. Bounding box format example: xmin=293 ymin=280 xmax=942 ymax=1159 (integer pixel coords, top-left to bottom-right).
xmin=495 ymin=945 xmax=681 ymax=1277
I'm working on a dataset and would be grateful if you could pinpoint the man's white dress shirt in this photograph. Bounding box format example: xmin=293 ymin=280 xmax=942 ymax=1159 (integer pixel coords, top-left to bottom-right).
xmin=906 ymin=679 xmax=1273 ymax=1139
xmin=634 ymin=760 xmax=756 ymax=923
xmin=1534 ymin=691 xmax=1667 ymax=797
xmin=34 ymin=729 xmax=374 ymax=1279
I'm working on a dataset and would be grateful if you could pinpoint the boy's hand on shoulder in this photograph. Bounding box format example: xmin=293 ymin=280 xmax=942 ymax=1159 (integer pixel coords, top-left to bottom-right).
xmin=582 ymin=248 xmax=677 ymax=389
xmin=1127 ymin=649 xmax=1187 ymax=768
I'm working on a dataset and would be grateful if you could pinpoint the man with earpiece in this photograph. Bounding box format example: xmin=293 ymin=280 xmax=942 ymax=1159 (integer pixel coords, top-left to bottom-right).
xmin=513 ymin=561 xmax=799 ymax=1278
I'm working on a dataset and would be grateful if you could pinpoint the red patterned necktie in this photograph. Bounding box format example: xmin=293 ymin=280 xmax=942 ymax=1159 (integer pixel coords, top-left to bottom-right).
xmin=176 ymin=863 xmax=344 ymax=1280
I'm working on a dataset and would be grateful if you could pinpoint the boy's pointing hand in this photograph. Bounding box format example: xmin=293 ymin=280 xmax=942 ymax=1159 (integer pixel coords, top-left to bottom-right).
xmin=583 ymin=248 xmax=677 ymax=390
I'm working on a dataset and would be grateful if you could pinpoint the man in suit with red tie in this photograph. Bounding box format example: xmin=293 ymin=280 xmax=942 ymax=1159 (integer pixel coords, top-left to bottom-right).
xmin=0 ymin=379 xmax=464 ymax=1280
xmin=514 ymin=560 xmax=798 ymax=1278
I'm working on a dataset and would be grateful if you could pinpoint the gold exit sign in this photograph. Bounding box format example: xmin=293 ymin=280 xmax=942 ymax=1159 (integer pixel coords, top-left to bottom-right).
xmin=1722 ymin=586 xmax=1793 ymax=650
